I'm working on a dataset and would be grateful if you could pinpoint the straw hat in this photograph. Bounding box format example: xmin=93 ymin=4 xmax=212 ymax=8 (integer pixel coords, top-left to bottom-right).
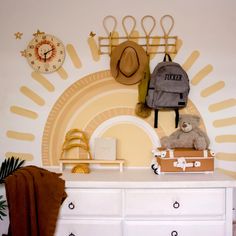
xmin=110 ymin=41 xmax=148 ymax=85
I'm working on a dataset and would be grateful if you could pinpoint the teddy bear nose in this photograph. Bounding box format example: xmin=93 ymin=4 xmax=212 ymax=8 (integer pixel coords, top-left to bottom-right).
xmin=182 ymin=122 xmax=187 ymax=128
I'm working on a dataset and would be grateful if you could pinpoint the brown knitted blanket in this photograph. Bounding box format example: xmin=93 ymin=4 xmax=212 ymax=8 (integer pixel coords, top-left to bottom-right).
xmin=4 ymin=166 xmax=67 ymax=236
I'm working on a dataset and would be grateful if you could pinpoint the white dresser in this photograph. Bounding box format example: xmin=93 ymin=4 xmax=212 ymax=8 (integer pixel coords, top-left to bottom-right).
xmin=55 ymin=169 xmax=236 ymax=236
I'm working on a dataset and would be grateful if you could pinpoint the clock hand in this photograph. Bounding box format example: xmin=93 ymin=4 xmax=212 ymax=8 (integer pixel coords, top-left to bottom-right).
xmin=44 ymin=53 xmax=47 ymax=62
xmin=45 ymin=48 xmax=54 ymax=55
xmin=43 ymin=48 xmax=54 ymax=62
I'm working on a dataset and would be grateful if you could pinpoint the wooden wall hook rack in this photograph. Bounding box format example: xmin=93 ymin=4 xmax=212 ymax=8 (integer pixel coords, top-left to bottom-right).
xmin=98 ymin=14 xmax=178 ymax=56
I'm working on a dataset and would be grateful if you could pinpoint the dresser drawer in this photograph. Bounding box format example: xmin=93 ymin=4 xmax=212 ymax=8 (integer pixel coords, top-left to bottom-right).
xmin=124 ymin=220 xmax=225 ymax=236
xmin=55 ymin=219 xmax=122 ymax=236
xmin=124 ymin=188 xmax=225 ymax=219
xmin=60 ymin=189 xmax=122 ymax=217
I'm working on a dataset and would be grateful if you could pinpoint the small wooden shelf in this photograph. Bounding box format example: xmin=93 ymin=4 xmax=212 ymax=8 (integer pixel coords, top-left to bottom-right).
xmin=59 ymin=159 xmax=125 ymax=172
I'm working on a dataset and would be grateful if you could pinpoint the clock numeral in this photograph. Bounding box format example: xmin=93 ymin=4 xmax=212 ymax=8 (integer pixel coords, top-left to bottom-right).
xmin=31 ymin=61 xmax=35 ymax=65
xmin=28 ymin=53 xmax=32 ymax=57
xmin=35 ymin=39 xmax=38 ymax=43
xmin=58 ymin=59 xmax=62 ymax=62
xmin=42 ymin=36 xmax=46 ymax=40
xmin=57 ymin=43 xmax=60 ymax=46
xmin=53 ymin=65 xmax=57 ymax=69
xmin=29 ymin=45 xmax=34 ymax=49
xmin=60 ymin=51 xmax=63 ymax=54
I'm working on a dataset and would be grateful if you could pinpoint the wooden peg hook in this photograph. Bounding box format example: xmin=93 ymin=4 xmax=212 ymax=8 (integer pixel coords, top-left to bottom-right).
xmin=103 ymin=15 xmax=117 ymax=36
xmin=122 ymin=15 xmax=136 ymax=39
xmin=141 ymin=15 xmax=156 ymax=37
xmin=160 ymin=14 xmax=174 ymax=36
xmin=160 ymin=15 xmax=175 ymax=53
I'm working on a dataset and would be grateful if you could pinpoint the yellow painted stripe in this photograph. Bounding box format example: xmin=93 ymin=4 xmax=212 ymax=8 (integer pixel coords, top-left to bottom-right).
xmin=149 ymin=37 xmax=160 ymax=60
xmin=130 ymin=30 xmax=139 ymax=43
xmin=20 ymin=86 xmax=45 ymax=106
xmin=215 ymin=135 xmax=236 ymax=143
xmin=111 ymin=31 xmax=119 ymax=48
xmin=213 ymin=117 xmax=236 ymax=127
xmin=66 ymin=44 xmax=82 ymax=68
xmin=191 ymin=64 xmax=213 ymax=85
xmin=10 ymin=106 xmax=38 ymax=119
xmin=216 ymin=152 xmax=236 ymax=161
xmin=99 ymin=31 xmax=119 ymax=55
xmin=209 ymin=98 xmax=236 ymax=112
xmin=88 ymin=36 xmax=100 ymax=61
xmin=216 ymin=168 xmax=236 ymax=179
xmin=6 ymin=130 xmax=35 ymax=141
xmin=201 ymin=81 xmax=225 ymax=97
xmin=31 ymin=72 xmax=55 ymax=91
xmin=171 ymin=39 xmax=182 ymax=61
xmin=5 ymin=152 xmax=34 ymax=161
xmin=182 ymin=51 xmax=200 ymax=71
xmin=57 ymin=67 xmax=68 ymax=80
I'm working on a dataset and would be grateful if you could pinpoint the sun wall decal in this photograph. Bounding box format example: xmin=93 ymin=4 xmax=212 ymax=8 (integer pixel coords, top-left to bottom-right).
xmin=4 ymin=32 xmax=236 ymax=177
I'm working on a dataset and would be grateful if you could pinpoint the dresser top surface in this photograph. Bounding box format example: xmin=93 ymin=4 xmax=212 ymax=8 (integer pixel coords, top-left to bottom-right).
xmin=56 ymin=169 xmax=236 ymax=188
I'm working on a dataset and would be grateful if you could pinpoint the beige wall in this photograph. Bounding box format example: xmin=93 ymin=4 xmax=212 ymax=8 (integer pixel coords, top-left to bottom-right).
xmin=1 ymin=0 xmax=236 ymax=232
xmin=0 ymin=0 xmax=235 ymax=169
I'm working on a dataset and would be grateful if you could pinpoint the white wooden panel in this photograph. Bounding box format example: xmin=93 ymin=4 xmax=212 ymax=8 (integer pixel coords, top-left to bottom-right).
xmin=55 ymin=219 xmax=122 ymax=236
xmin=125 ymin=188 xmax=225 ymax=219
xmin=60 ymin=189 xmax=122 ymax=217
xmin=124 ymin=220 xmax=225 ymax=236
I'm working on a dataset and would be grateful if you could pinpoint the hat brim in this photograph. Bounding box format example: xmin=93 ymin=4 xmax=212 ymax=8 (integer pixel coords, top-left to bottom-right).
xmin=110 ymin=41 xmax=148 ymax=85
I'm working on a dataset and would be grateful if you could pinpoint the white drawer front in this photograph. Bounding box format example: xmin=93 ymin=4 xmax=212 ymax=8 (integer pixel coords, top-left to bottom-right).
xmin=124 ymin=221 xmax=225 ymax=236
xmin=60 ymin=189 xmax=122 ymax=217
xmin=55 ymin=219 xmax=122 ymax=236
xmin=125 ymin=188 xmax=225 ymax=219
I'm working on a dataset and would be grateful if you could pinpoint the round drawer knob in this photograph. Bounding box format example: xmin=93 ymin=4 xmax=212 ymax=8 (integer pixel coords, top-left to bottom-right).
xmin=68 ymin=202 xmax=75 ymax=210
xmin=69 ymin=233 xmax=75 ymax=236
xmin=173 ymin=201 xmax=180 ymax=209
xmin=171 ymin=230 xmax=178 ymax=236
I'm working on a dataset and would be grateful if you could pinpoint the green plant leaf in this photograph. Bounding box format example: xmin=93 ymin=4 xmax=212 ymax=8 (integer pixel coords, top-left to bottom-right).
xmin=0 ymin=157 xmax=25 ymax=184
xmin=0 ymin=157 xmax=24 ymax=220
xmin=0 ymin=211 xmax=7 ymax=216
xmin=0 ymin=196 xmax=7 ymax=221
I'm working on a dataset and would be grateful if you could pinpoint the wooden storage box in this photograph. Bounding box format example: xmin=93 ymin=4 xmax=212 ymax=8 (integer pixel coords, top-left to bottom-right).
xmin=152 ymin=148 xmax=215 ymax=174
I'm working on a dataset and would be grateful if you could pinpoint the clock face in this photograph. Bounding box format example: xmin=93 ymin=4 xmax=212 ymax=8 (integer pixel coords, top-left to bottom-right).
xmin=26 ymin=34 xmax=65 ymax=73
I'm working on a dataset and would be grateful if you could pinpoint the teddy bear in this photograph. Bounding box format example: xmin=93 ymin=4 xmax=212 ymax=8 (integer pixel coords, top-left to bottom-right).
xmin=160 ymin=114 xmax=210 ymax=150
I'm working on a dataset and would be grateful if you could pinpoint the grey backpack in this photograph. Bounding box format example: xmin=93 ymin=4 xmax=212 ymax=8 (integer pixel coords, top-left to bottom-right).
xmin=146 ymin=54 xmax=190 ymax=128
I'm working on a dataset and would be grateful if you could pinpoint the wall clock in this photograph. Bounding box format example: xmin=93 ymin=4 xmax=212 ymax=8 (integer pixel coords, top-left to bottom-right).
xmin=26 ymin=33 xmax=65 ymax=73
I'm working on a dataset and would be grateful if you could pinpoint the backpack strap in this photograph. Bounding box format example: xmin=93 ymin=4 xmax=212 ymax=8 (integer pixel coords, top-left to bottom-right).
xmin=163 ymin=53 xmax=172 ymax=62
xmin=154 ymin=109 xmax=179 ymax=128
xmin=154 ymin=109 xmax=159 ymax=128
xmin=175 ymin=109 xmax=179 ymax=128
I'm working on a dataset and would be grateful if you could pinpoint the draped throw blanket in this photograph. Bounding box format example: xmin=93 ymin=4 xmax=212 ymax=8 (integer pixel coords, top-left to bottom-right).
xmin=4 ymin=166 xmax=67 ymax=236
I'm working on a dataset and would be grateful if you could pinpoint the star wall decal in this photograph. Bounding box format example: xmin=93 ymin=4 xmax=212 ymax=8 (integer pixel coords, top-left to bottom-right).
xmin=33 ymin=30 xmax=45 ymax=37
xmin=89 ymin=31 xmax=96 ymax=37
xmin=20 ymin=50 xmax=27 ymax=57
xmin=14 ymin=32 xmax=23 ymax=39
